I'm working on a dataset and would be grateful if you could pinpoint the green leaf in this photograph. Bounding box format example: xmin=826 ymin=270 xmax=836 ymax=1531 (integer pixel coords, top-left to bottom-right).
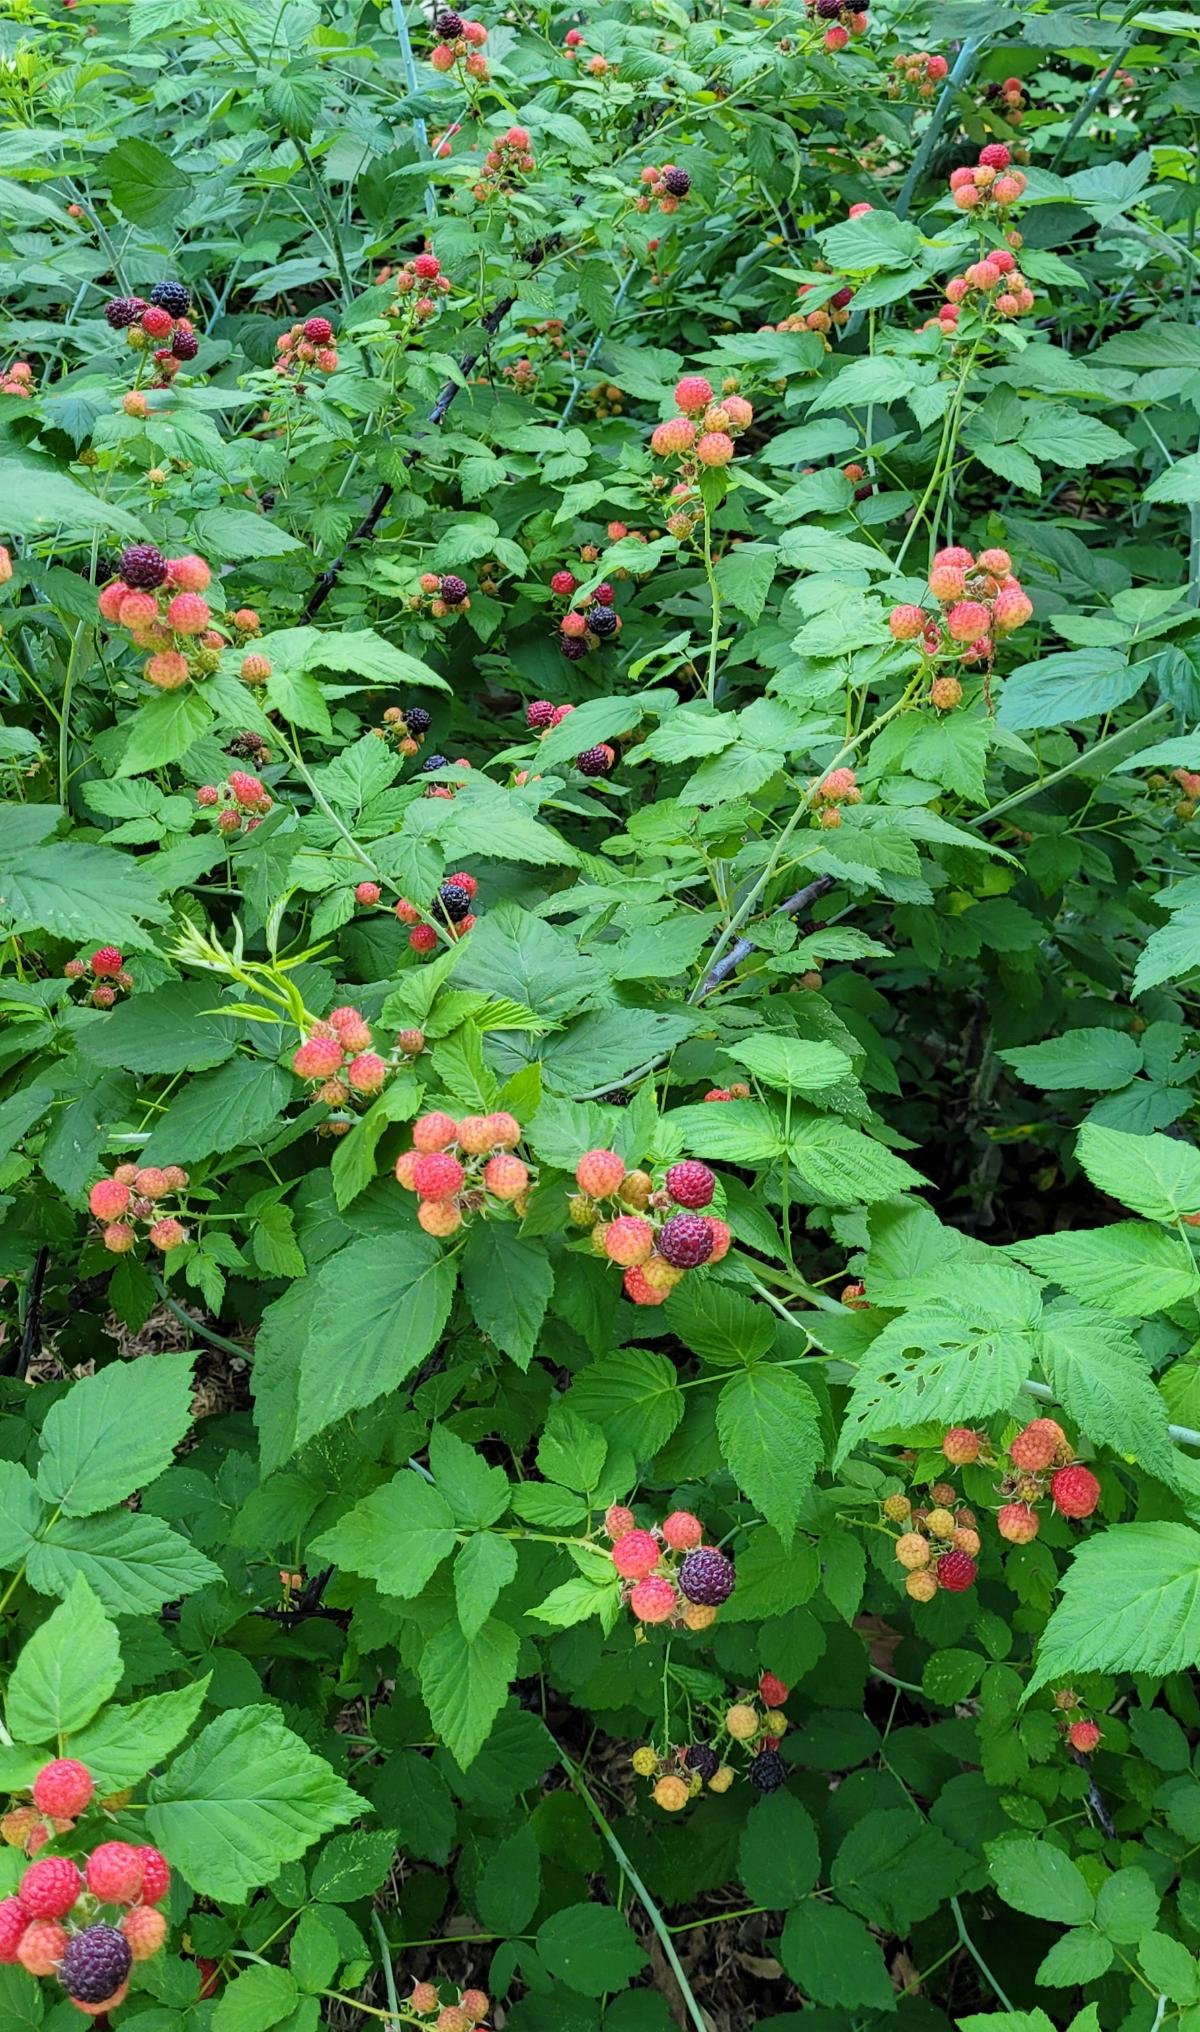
xmin=998 ymin=650 xmax=1143 ymax=731
xmin=713 ymin=545 xmax=778 ymax=623
xmin=460 ymin=1223 xmax=554 ymax=1370
xmin=147 ymin=1704 xmax=362 ymax=1901
xmin=0 ymin=461 xmax=144 ymax=542
xmin=1134 ymin=906 xmax=1200 ymax=995
xmin=65 ymin=1678 xmax=210 ymax=1791
xmin=212 ymin=1962 xmax=300 ymax=2032
xmin=0 ymin=1969 xmax=43 ymax=2030
xmin=1076 ymin=1122 xmax=1200 ymax=1221
xmin=988 ymin=1837 xmax=1095 ymax=1924
xmin=999 ymin=1028 xmax=1142 ymax=1092
xmin=1144 ymin=451 xmax=1200 ymax=504
xmin=419 ymin=1620 xmax=519 ymax=1770
xmin=1012 ymin=1224 xmax=1200 ymax=1315
xmin=1030 ymin=1523 xmax=1200 ymax=1689
xmin=429 ymin=1426 xmax=510 ymax=1529
xmin=101 ymin=136 xmax=193 ymax=225
xmin=1035 ymin=1306 xmax=1177 ymax=1480
xmin=0 ymin=1462 xmax=44 ymax=1572
xmin=27 ymin=1509 xmax=222 ymax=1615
xmin=562 ymin=1347 xmax=684 ymax=1458
xmin=37 ymin=1351 xmax=196 ymax=1516
xmin=1095 ymin=1867 xmax=1160 ymax=1944
xmin=80 ymin=982 xmax=242 ymax=1074
xmin=716 ymin=1367 xmax=822 ymax=1541
xmin=310 ymin=1827 xmax=399 ymax=1901
xmin=1 ymin=829 xmax=171 ymax=946
xmin=788 ymin=1116 xmax=926 ymax=1203
xmin=1036 ymin=1930 xmax=1114 ymax=1985
xmin=738 ymin=1791 xmax=820 ymax=1906
xmin=834 ymin=1811 xmax=974 ymax=1933
xmin=140 ymin=1058 xmax=292 ymax=1165
xmin=536 ymin=1905 xmax=648 ymax=1997
xmin=311 ymin=1471 xmax=457 ymax=1597
xmin=723 ymin=1032 xmax=852 ymax=1092
xmin=455 ymin=1533 xmax=518 ymax=1641
xmin=6 ymin=1577 xmax=121 ymax=1743
xmin=664 ymin=1281 xmax=775 ymax=1368
xmin=778 ymin=1901 xmax=894 ymax=2011
xmin=193 ymin=507 xmax=305 ymax=559
xmin=1021 ymin=408 xmax=1132 ymax=468
xmin=1139 ymin=1931 xmax=1200 ymax=2005
xmin=116 ymin=689 xmax=215 ymax=776
xmin=306 ymin=627 xmax=452 ymax=694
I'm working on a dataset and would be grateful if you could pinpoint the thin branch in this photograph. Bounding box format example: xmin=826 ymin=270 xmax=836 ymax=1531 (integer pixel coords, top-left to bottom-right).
xmin=697 ymin=874 xmax=835 ymax=999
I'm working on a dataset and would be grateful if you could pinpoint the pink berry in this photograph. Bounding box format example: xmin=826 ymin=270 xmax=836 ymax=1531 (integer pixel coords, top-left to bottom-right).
xmin=346 ymin=1052 xmax=388 ymax=1094
xmin=483 ymin=1153 xmax=528 ymax=1200
xmin=18 ymin=1918 xmax=68 ymax=1975
xmin=1068 ymin=1719 xmax=1101 ymax=1754
xmin=484 ymin=1111 xmax=521 ymax=1148
xmin=355 ymin=880 xmax=381 ymax=904
xmin=413 ymin=1112 xmax=459 ymax=1151
xmin=665 ymin=1160 xmax=716 ymax=1209
xmin=650 ymin=416 xmax=697 ymax=456
xmin=661 ymin=1510 xmax=703 ymax=1550
xmin=20 ymin=1856 xmax=81 ymax=1919
xmin=612 ymin=1529 xmax=662 ymax=1580
xmin=165 ymin=554 xmax=211 ymax=592
xmin=946 ymin=600 xmax=991 ymax=643
xmin=86 ymin=1841 xmax=145 ymax=1904
xmin=293 ymin=1037 xmax=344 ymax=1080
xmin=630 ymin=1576 xmax=678 ymax=1623
xmin=136 ymin=1849 xmax=171 ymax=1905
xmin=1050 ymin=1465 xmax=1100 ymax=1519
xmin=603 ymin=1215 xmax=656 ymax=1266
xmin=32 ymin=1760 xmax=94 ymax=1819
xmin=411 ymin=1152 xmax=465 ymax=1201
xmin=576 ymin=1149 xmax=626 ymax=1197
xmin=673 ymin=374 xmax=714 ymax=415
xmin=759 ymin=1671 xmax=789 ymax=1707
xmin=605 ymin=1503 xmax=637 ymax=1540
xmin=889 ymin=604 xmax=926 ymax=640
xmin=88 ymin=1178 xmax=130 ymax=1220
xmin=0 ymin=1898 xmax=29 ymax=1963
xmin=121 ymin=1905 xmax=168 ymax=1960
xmin=696 ymin=431 xmax=734 ymax=467
xmin=148 ymin=1216 xmax=185 ymax=1252
xmin=998 ymin=1501 xmax=1040 ymax=1543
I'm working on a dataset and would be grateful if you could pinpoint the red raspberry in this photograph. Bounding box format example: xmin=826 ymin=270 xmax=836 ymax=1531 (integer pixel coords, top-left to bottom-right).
xmin=165 ymin=554 xmax=211 ymax=592
xmin=624 ymin=1264 xmax=667 ymax=1305
xmin=661 ymin=1510 xmax=703 ymax=1550
xmin=355 ymin=880 xmax=381 ymax=904
xmin=998 ymin=1501 xmax=1040 ymax=1543
xmin=889 ymin=604 xmax=925 ymax=640
xmin=1010 ymin=1418 xmax=1067 ymax=1470
xmin=665 ymin=1160 xmax=715 ymax=1209
xmin=1068 ymin=1719 xmax=1101 ymax=1754
xmin=136 ymin=1849 xmax=171 ymax=1904
xmin=550 ymin=570 xmax=577 ymax=597
xmin=946 ymin=600 xmax=991 ymax=643
xmin=228 ymin=769 xmax=266 ymax=808
xmin=993 ymin=585 xmax=1033 ymax=633
xmin=630 ymin=1577 xmax=678 ymax=1623
xmin=605 ymin=1503 xmax=636 ymax=1539
xmin=120 ymin=1905 xmax=168 ymax=1960
xmin=483 ymin=1153 xmax=528 ymax=1200
xmin=611 ymin=1529 xmax=661 ymax=1580
xmin=1050 ymin=1465 xmax=1100 ymax=1519
xmin=411 ymin=1152 xmax=465 ymax=1201
xmin=936 ymin=1550 xmax=977 ymax=1592
xmin=705 ymin=1217 xmax=732 ymax=1262
xmin=32 ymin=1760 xmax=94 ymax=1819
xmin=697 ymin=431 xmax=734 ymax=467
xmin=293 ymin=1037 xmax=344 ymax=1080
xmin=658 ymin=1213 xmax=714 ymax=1269
xmin=413 ymin=253 xmax=441 ymax=279
xmin=759 ymin=1671 xmax=789 ymax=1708
xmin=18 ymin=1917 xmax=68 ymax=1975
xmin=603 ymin=1215 xmax=655 ymax=1266
xmin=88 ymin=1178 xmax=131 ymax=1220
xmin=304 ymin=315 xmax=334 ymax=343
xmin=86 ymin=1842 xmax=145 ymax=1905
xmin=347 ymin=1052 xmax=388 ymax=1094
xmin=674 ymin=374 xmax=714 ymax=414
xmin=90 ymin=947 xmax=123 ymax=977
xmin=0 ymin=1896 xmax=28 ymax=1962
xmin=942 ymin=1427 xmax=982 ymax=1466
xmin=413 ymin=1112 xmax=459 ymax=1151
xmin=561 ymin=613 xmax=588 ymax=640
xmin=20 ymin=1856 xmax=81 ymax=1919
xmin=704 ymin=1088 xmax=733 ymax=1102
xmin=410 ymin=924 xmax=439 ymax=952
xmin=651 ymin=416 xmax=697 ymax=456
xmin=576 ymin=1149 xmax=625 ymax=1197
xmin=141 ymin=305 xmax=173 ymax=338
xmin=979 ymin=142 xmax=1011 ymax=169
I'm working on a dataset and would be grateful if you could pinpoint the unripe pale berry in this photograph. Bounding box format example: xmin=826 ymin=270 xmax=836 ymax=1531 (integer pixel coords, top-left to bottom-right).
xmin=895 ymin=1531 xmax=930 ymax=1571
xmin=355 ymin=880 xmax=381 ymax=904
xmin=18 ymin=1918 xmax=69 ymax=1975
xmin=631 ymin=1576 xmax=678 ymax=1623
xmin=947 ymin=600 xmax=990 ymax=643
xmin=652 ymin=1774 xmax=689 ymax=1810
xmin=942 ymin=1426 xmax=982 ymax=1465
xmin=418 ymin=1199 xmax=462 ymax=1236
xmin=294 ymin=1037 xmax=344 ymax=1080
xmin=120 ymin=1905 xmax=168 ymax=1960
xmin=576 ymin=1148 xmax=626 ymax=1197
xmin=906 ymin=1569 xmax=938 ymax=1602
xmin=696 ymin=431 xmax=734 ymax=467
xmin=485 ymin=1111 xmax=521 ymax=1148
xmin=661 ymin=1510 xmax=703 ymax=1550
xmin=604 ymin=1214 xmax=655 ymax=1265
xmin=1010 ymin=1418 xmax=1066 ymax=1470
xmin=612 ymin=1529 xmax=661 ymax=1580
xmin=413 ymin=1112 xmax=459 ymax=1151
xmin=145 ymin=650 xmax=190 ymax=689
xmin=931 ymin=675 xmax=963 ymax=710
xmin=347 ymin=1053 xmax=388 ymax=1095
xmin=483 ymin=1153 xmax=528 ymax=1199
xmin=149 ymin=1217 xmax=184 ymax=1252
xmin=605 ymin=1504 xmax=637 ymax=1539
xmin=623 ymin=1264 xmax=667 ymax=1305
xmin=725 ymin=1703 xmax=759 ymax=1740
xmin=889 ymin=604 xmax=925 ymax=640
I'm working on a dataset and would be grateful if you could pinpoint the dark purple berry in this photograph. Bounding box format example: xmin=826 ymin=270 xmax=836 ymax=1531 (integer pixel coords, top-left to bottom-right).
xmin=171 ymin=329 xmax=199 ymax=361
xmin=423 ymin=754 xmax=449 ymax=771
xmin=815 ymin=0 xmax=842 ymax=13
xmin=104 ymin=296 xmax=148 ymax=330
xmin=577 ymin=744 xmax=614 ymax=779
xmin=118 ymin=543 xmax=168 ymax=589
xmin=59 ymin=1925 xmax=133 ymax=2005
xmin=598 ymin=1087 xmax=630 ymax=1106
xmin=439 ymin=574 xmax=469 ymax=605
xmin=657 ymin=1213 xmax=714 ymax=1268
xmin=403 ymin=705 xmax=432 ymax=735
xmin=560 ymin=634 xmax=588 ymax=659
xmin=437 ymin=880 xmax=473 ymax=923
xmin=748 ymin=1749 xmax=787 ymax=1794
xmin=684 ymin=1743 xmax=719 ymax=1780
xmin=436 ymin=9 xmax=464 ymax=33
xmin=526 ymin=699 xmax=556 ymax=729
xmin=585 ymin=602 xmax=618 ymax=637
xmin=663 ymin=167 xmax=691 ymax=197
xmin=678 ymin=1546 xmax=735 ymax=1607
xmin=149 ymin=279 xmax=190 ymax=318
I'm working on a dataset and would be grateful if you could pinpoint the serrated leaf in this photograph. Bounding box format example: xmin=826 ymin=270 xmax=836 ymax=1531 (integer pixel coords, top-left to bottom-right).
xmin=66 ymin=1678 xmax=210 ymax=1791
xmin=37 ymin=1352 xmax=196 ymax=1516
xmin=454 ymin=1533 xmax=518 ymax=1641
xmin=1076 ymin=1122 xmax=1200 ymax=1221
xmin=6 ymin=1578 xmax=121 ymax=1743
xmin=310 ymin=1471 xmax=457 ymax=1597
xmin=716 ymin=1366 xmax=822 ymax=1540
xmin=1030 ymin=1523 xmax=1200 ymax=1689
xmin=419 ymin=1620 xmax=519 ymax=1770
xmin=988 ymin=1837 xmax=1095 ymax=1923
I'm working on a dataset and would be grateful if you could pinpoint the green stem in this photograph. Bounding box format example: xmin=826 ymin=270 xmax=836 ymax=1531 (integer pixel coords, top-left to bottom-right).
xmin=973 ymin=700 xmax=1171 ymax=826
xmin=371 ymin=1911 xmax=403 ymax=2029
xmin=293 ymin=137 xmax=355 ymax=309
xmin=702 ymin=502 xmax=722 ymax=708
xmin=951 ymin=1896 xmax=1014 ymax=2010
xmin=149 ymin=1272 xmax=250 ymax=1361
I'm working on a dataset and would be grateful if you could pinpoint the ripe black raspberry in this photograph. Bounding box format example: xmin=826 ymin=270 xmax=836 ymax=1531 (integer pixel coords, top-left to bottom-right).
xmin=560 ymin=634 xmax=588 ymax=659
xmin=678 ymin=1546 xmax=735 ymax=1606
xmin=815 ymin=0 xmax=842 ymax=14
xmin=423 ymin=754 xmax=449 ymax=771
xmin=439 ymin=574 xmax=469 ymax=605
xmin=658 ymin=1213 xmax=714 ymax=1268
xmin=60 ymin=1925 xmax=133 ymax=2004
xmin=599 ymin=1086 xmax=630 ymax=1106
xmin=403 ymin=705 xmax=432 ymax=735
xmin=119 ymin=543 xmax=169 ymax=589
xmin=577 ymin=745 xmax=613 ymax=778
xmin=748 ymin=1749 xmax=787 ymax=1794
xmin=149 ymin=279 xmax=191 ymax=318
xmin=171 ymin=329 xmax=199 ymax=361
xmin=437 ymin=880 xmax=473 ymax=923
xmin=105 ymin=295 xmax=148 ymax=329
xmin=683 ymin=1743 xmax=719 ymax=1780
xmin=585 ymin=602 xmax=618 ymax=637
xmin=663 ymin=167 xmax=691 ymax=197
xmin=436 ymin=8 xmax=464 ymax=32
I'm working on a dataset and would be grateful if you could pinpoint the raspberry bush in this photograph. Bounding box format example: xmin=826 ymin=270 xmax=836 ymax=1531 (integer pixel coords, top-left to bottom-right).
xmin=2 ymin=0 xmax=1200 ymax=2024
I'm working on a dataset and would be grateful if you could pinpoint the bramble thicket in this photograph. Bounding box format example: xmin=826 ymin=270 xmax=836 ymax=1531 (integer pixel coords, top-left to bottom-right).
xmin=2 ymin=0 xmax=1200 ymax=2027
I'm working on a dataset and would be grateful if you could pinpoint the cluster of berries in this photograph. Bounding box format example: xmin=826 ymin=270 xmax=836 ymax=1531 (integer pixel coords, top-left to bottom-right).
xmin=416 ymin=571 xmax=471 ymax=620
xmin=421 ymin=753 xmax=472 ymax=800
xmin=0 ymin=1763 xmax=170 ymax=2017
xmin=953 ymin=1416 xmax=1100 ymax=1543
xmin=632 ymin=1671 xmax=791 ymax=1808
xmin=502 ymin=353 xmax=538 ymax=390
xmin=0 ymin=360 xmax=35 ymax=398
xmin=408 ymin=1978 xmax=491 ymax=2029
xmin=808 ymin=0 xmax=869 ymax=51
xmin=89 ymin=1164 xmax=188 ymax=1256
xmin=983 ymin=74 xmax=1028 ymax=122
xmin=949 ymin=143 xmax=1027 ymax=213
xmin=634 ymin=163 xmax=692 ymax=213
xmin=606 ymin=1503 xmax=736 ymax=1629
xmin=786 ymin=279 xmax=854 ymax=337
xmin=888 ymin=545 xmax=1033 ymax=682
xmin=1166 ymin=766 xmax=1200 ymax=823
xmin=196 ymin=769 xmax=273 ymax=836
xmin=472 ymin=126 xmax=535 ymax=200
xmin=887 ymin=49 xmax=949 ymax=97
xmin=924 ymin=248 xmax=1035 ymax=339
xmin=387 ymin=248 xmax=454 ymax=324
xmin=430 ymin=8 xmax=490 ymax=78
xmin=702 ymin=1081 xmax=750 ymax=1102
xmin=394 ymin=1109 xmax=531 ymax=1236
xmin=275 ymin=314 xmax=339 ymax=379
xmin=1052 ymin=1688 xmax=1103 ymax=1757
xmin=809 ymin=763 xmax=860 ymax=830
xmin=886 ymin=1475 xmax=981 ymax=1600
xmin=542 ymin=568 xmax=623 ymax=663
xmin=372 ymin=702 xmax=432 ymax=755
xmin=632 ymin=1740 xmax=735 ymax=1810
xmin=396 ymin=872 xmax=480 ymax=951
xmin=97 ymin=546 xmax=225 ymax=692
xmin=292 ymin=1004 xmax=391 ymax=1113
xmin=104 ymin=279 xmax=198 ymax=383
xmin=569 ymin=1152 xmax=731 ymax=1306
xmin=63 ymin=945 xmax=134 ymax=1009
xmin=650 ymin=374 xmax=754 ymax=475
